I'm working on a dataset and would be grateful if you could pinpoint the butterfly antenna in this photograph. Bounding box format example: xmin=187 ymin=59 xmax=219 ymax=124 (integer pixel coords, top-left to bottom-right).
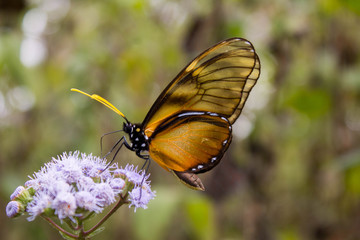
xmin=71 ymin=88 xmax=130 ymax=123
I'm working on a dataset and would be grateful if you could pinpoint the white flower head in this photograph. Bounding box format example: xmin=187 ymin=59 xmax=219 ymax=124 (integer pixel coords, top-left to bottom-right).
xmin=7 ymin=151 xmax=155 ymax=221
xmin=52 ymin=192 xmax=77 ymax=220
xmin=129 ymin=182 xmax=156 ymax=212
xmin=27 ymin=192 xmax=52 ymax=221
xmin=114 ymin=164 xmax=148 ymax=185
xmin=6 ymin=201 xmax=24 ymax=218
xmin=75 ymin=191 xmax=103 ymax=213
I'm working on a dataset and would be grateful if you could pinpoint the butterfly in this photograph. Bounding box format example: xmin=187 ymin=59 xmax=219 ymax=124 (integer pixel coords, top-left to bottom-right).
xmin=71 ymin=37 xmax=260 ymax=191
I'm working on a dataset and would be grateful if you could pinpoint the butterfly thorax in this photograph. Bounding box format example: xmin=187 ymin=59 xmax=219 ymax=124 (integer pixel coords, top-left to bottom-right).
xmin=123 ymin=122 xmax=149 ymax=151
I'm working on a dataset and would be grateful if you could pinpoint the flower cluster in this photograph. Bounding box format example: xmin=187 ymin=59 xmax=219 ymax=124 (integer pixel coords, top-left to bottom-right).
xmin=6 ymin=151 xmax=155 ymax=221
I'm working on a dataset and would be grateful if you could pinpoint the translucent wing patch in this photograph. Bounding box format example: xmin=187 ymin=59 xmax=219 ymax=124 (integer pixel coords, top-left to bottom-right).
xmin=148 ymin=112 xmax=232 ymax=173
xmin=143 ymin=38 xmax=260 ymax=137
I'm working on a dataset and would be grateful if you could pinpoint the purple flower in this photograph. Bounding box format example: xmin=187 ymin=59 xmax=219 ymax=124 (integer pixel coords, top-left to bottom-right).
xmin=90 ymin=182 xmax=116 ymax=207
xmin=114 ymin=164 xmax=147 ymax=185
xmin=75 ymin=191 xmax=102 ymax=213
xmin=109 ymin=178 xmax=126 ymax=193
xmin=10 ymin=186 xmax=26 ymax=200
xmin=79 ymin=153 xmax=112 ymax=180
xmin=129 ymin=183 xmax=156 ymax=212
xmin=27 ymin=192 xmax=52 ymax=221
xmin=53 ymin=155 xmax=84 ymax=184
xmin=7 ymin=151 xmax=155 ymax=222
xmin=6 ymin=201 xmax=24 ymax=218
xmin=52 ymin=192 xmax=77 ymax=220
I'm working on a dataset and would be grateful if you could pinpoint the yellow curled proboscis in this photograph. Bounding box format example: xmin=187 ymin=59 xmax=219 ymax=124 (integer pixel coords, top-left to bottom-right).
xmin=71 ymin=88 xmax=127 ymax=120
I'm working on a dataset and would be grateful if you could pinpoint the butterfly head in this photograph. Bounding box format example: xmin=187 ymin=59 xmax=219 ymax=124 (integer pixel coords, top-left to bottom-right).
xmin=71 ymin=88 xmax=149 ymax=151
xmin=123 ymin=122 xmax=149 ymax=151
xmin=123 ymin=122 xmax=133 ymax=134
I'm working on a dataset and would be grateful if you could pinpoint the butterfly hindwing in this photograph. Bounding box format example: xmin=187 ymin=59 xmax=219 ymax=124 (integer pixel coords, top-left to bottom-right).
xmin=148 ymin=112 xmax=232 ymax=173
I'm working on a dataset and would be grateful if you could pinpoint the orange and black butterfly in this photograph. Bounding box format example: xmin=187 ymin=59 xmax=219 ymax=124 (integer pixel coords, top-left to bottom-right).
xmin=72 ymin=37 xmax=260 ymax=191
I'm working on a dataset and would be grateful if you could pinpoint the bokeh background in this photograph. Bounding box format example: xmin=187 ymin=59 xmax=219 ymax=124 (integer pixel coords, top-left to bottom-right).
xmin=1 ymin=0 xmax=360 ymax=239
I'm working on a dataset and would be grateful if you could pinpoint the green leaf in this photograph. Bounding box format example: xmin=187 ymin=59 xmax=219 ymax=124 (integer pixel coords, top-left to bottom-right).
xmin=87 ymin=227 xmax=105 ymax=238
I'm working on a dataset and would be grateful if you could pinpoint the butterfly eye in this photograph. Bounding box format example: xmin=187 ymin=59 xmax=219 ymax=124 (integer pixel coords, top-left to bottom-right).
xmin=123 ymin=123 xmax=132 ymax=133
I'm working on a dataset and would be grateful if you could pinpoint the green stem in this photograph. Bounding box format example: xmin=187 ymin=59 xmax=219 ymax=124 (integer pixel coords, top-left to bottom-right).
xmin=64 ymin=217 xmax=77 ymax=231
xmin=83 ymin=194 xmax=129 ymax=236
xmin=41 ymin=215 xmax=78 ymax=239
xmin=77 ymin=218 xmax=85 ymax=240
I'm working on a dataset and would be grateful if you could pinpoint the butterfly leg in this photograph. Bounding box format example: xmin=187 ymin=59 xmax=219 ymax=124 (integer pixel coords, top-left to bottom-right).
xmin=136 ymin=150 xmax=149 ymax=160
xmin=136 ymin=151 xmax=151 ymax=178
xmin=102 ymin=136 xmax=130 ymax=170
xmin=134 ymin=150 xmax=152 ymax=200
xmin=102 ymin=136 xmax=124 ymax=161
xmin=100 ymin=129 xmax=124 ymax=158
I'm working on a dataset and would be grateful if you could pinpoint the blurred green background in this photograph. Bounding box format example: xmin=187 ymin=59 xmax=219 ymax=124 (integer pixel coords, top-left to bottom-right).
xmin=1 ymin=0 xmax=360 ymax=239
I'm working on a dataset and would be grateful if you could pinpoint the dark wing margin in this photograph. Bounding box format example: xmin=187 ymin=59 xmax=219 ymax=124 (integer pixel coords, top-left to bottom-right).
xmin=143 ymin=38 xmax=260 ymax=136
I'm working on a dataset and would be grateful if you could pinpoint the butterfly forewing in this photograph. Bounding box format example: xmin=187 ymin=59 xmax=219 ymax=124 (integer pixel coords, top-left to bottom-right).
xmin=229 ymin=54 xmax=260 ymax=123
xmin=143 ymin=38 xmax=260 ymax=136
xmin=148 ymin=112 xmax=232 ymax=173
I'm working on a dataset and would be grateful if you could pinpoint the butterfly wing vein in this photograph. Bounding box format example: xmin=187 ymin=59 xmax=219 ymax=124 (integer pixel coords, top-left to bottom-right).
xmin=149 ymin=114 xmax=232 ymax=172
xmin=143 ymin=38 xmax=260 ymax=136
